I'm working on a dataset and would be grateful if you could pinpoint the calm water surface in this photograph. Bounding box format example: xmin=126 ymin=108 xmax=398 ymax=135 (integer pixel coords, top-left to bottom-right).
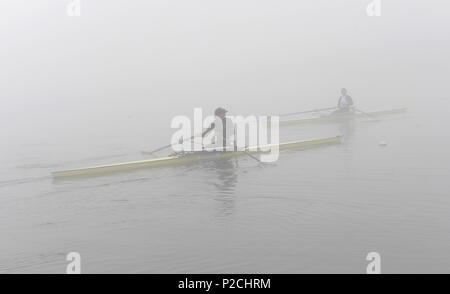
xmin=1 ymin=104 xmax=449 ymax=273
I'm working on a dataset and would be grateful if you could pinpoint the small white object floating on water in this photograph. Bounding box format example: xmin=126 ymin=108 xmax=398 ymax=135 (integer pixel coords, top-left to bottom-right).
xmin=378 ymin=140 xmax=387 ymax=147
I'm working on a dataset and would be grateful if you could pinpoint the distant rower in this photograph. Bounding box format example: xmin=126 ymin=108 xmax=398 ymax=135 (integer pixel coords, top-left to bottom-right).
xmin=334 ymin=88 xmax=354 ymax=114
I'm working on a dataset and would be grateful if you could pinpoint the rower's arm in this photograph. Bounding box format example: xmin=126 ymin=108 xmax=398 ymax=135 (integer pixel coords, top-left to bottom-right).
xmin=201 ymin=123 xmax=215 ymax=137
xmin=179 ymin=123 xmax=215 ymax=144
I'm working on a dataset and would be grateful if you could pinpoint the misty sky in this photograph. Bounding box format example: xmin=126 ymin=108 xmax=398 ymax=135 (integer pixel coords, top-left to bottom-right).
xmin=1 ymin=0 xmax=449 ymax=145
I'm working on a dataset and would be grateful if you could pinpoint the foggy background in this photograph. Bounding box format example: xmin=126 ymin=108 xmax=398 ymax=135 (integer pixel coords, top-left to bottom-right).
xmin=1 ymin=0 xmax=448 ymax=146
xmin=0 ymin=0 xmax=449 ymax=273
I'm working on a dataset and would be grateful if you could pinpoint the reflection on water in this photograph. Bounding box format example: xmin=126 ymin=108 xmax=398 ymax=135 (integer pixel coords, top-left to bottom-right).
xmin=336 ymin=119 xmax=356 ymax=145
xmin=203 ymin=158 xmax=238 ymax=218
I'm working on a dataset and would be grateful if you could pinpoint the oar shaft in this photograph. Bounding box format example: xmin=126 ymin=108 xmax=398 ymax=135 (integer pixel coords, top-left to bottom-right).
xmin=150 ymin=144 xmax=173 ymax=154
xmin=242 ymin=150 xmax=262 ymax=163
xmin=279 ymin=107 xmax=337 ymax=117
xmin=355 ymin=108 xmax=375 ymax=118
xmin=145 ymin=126 xmax=214 ymax=155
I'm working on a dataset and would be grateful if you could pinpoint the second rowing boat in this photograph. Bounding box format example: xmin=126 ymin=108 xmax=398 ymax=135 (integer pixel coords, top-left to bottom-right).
xmin=280 ymin=108 xmax=407 ymax=126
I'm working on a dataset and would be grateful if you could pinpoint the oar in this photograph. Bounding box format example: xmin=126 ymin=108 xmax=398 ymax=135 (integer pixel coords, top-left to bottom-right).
xmin=141 ymin=143 xmax=174 ymax=157
xmin=241 ymin=144 xmax=278 ymax=164
xmin=279 ymin=107 xmax=337 ymax=117
xmin=354 ymin=108 xmax=379 ymax=120
xmin=242 ymin=149 xmax=262 ymax=163
xmin=141 ymin=136 xmax=197 ymax=157
xmin=142 ymin=126 xmax=215 ymax=156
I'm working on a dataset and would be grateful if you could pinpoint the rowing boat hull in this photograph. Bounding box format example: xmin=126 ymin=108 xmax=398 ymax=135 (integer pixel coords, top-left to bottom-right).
xmin=52 ymin=136 xmax=341 ymax=178
xmin=280 ymin=108 xmax=407 ymax=126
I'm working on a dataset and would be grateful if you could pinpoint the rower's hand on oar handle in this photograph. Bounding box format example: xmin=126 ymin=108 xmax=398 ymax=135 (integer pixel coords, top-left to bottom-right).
xmin=178 ymin=132 xmax=205 ymax=145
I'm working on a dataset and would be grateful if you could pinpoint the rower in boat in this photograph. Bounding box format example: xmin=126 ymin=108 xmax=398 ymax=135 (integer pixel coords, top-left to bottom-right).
xmin=179 ymin=107 xmax=235 ymax=152
xmin=209 ymin=107 xmax=235 ymax=151
xmin=333 ymin=88 xmax=354 ymax=114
